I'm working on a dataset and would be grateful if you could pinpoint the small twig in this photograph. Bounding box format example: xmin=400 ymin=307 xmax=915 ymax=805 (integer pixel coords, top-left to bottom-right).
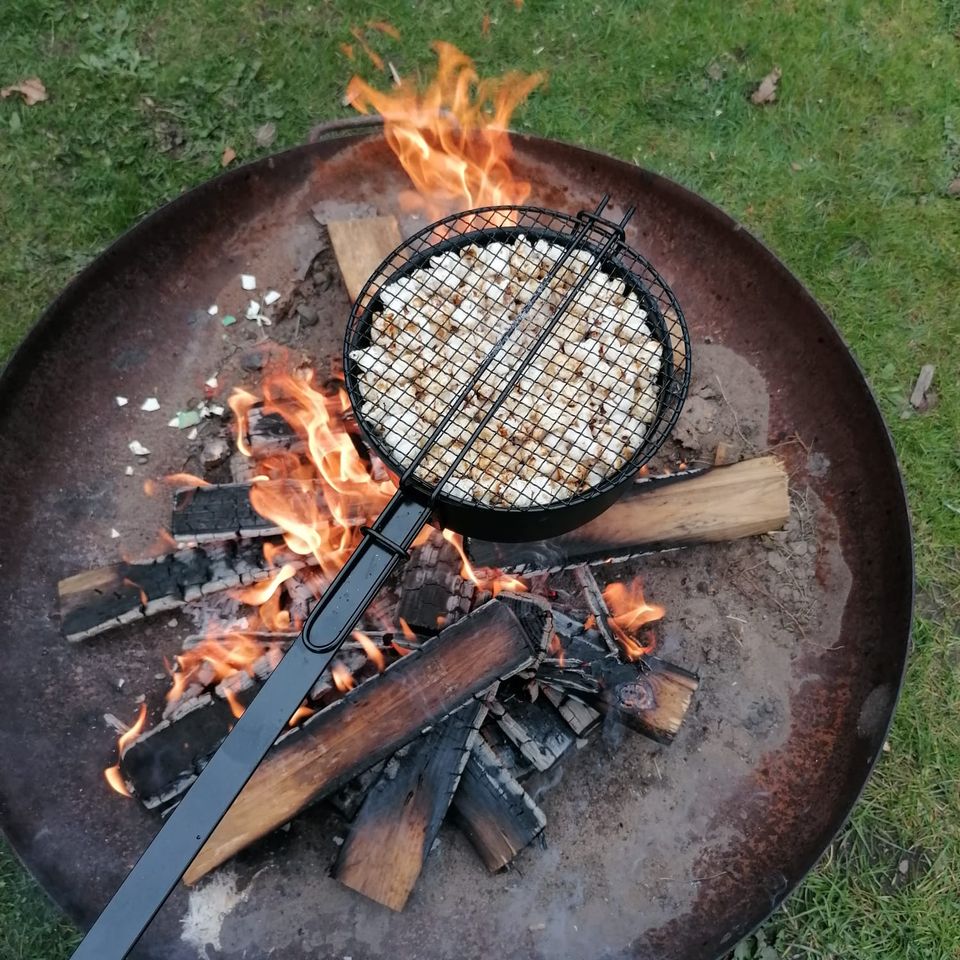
xmin=714 ymin=374 xmax=749 ymax=448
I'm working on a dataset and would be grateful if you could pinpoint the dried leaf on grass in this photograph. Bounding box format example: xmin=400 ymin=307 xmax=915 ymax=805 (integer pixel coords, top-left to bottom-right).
xmin=1 ymin=76 xmax=48 ymax=106
xmin=750 ymin=66 xmax=781 ymax=105
xmin=255 ymin=122 xmax=277 ymax=148
xmin=948 ymin=177 xmax=960 ymax=196
xmin=221 ymin=146 xmax=237 ymax=167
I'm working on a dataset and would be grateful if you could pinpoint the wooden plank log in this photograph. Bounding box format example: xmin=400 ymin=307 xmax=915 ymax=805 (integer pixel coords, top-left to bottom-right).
xmin=334 ymin=698 xmax=488 ymax=910
xmin=327 ymin=216 xmax=403 ymax=302
xmin=183 ymin=596 xmax=551 ymax=884
xmin=57 ymin=539 xmax=295 ymax=641
xmin=171 ymin=482 xmax=283 ymax=543
xmin=467 ymin=456 xmax=789 ymax=572
xmin=490 ymin=696 xmax=574 ymax=773
xmin=452 ymin=738 xmax=546 ymax=872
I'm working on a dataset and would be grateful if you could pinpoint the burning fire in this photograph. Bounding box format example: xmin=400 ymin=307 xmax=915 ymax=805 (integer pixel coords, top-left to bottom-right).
xmin=602 ymin=576 xmax=665 ymax=660
xmin=346 ymin=41 xmax=545 ymax=218
xmin=331 ymin=661 xmax=356 ymax=692
xmin=104 ymin=704 xmax=148 ymax=797
xmin=442 ymin=529 xmax=527 ymax=596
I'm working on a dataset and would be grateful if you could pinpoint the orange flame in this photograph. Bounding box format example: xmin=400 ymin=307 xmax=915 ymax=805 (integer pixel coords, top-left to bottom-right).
xmin=602 ymin=577 xmax=665 ymax=660
xmin=224 ymin=688 xmax=246 ymax=720
xmin=353 ymin=630 xmax=385 ymax=672
xmin=228 ymin=387 xmax=258 ymax=457
xmin=442 ymin=529 xmax=527 ymax=597
xmin=346 ymin=41 xmax=545 ymax=218
xmin=331 ymin=661 xmax=355 ymax=692
xmin=104 ymin=704 xmax=148 ymax=797
xmin=166 ymin=634 xmax=266 ymax=704
xmin=288 ymin=703 xmax=315 ymax=727
xmin=165 ymin=473 xmax=211 ymax=489
xmin=232 ymin=563 xmax=298 ymax=606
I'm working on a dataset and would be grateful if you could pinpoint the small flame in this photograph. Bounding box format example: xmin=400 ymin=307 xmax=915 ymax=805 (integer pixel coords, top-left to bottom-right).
xmin=353 ymin=630 xmax=385 ymax=672
xmin=288 ymin=703 xmax=315 ymax=727
xmin=104 ymin=704 xmax=148 ymax=797
xmin=228 ymin=387 xmax=258 ymax=457
xmin=398 ymin=617 xmax=417 ymax=641
xmin=331 ymin=661 xmax=355 ymax=692
xmin=165 ymin=473 xmax=211 ymax=489
xmin=346 ymin=42 xmax=545 ymax=219
xmin=547 ymin=632 xmax=565 ymax=668
xmin=602 ymin=577 xmax=665 ymax=660
xmin=224 ymin=688 xmax=245 ymax=720
xmin=442 ymin=529 xmax=527 ymax=596
xmin=232 ymin=563 xmax=298 ymax=607
xmin=165 ymin=634 xmax=266 ymax=704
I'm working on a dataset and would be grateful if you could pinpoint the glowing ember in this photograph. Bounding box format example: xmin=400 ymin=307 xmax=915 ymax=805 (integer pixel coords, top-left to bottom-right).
xmin=602 ymin=576 xmax=665 ymax=660
xmin=346 ymin=42 xmax=545 ymax=219
xmin=331 ymin=661 xmax=355 ymax=692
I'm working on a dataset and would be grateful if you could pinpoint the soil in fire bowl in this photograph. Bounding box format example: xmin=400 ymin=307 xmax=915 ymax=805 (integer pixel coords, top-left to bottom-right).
xmin=1 ymin=1 xmax=958 ymax=959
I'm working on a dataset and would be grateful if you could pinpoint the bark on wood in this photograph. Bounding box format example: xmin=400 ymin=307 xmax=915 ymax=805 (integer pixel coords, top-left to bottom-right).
xmin=334 ymin=698 xmax=488 ymax=910
xmin=183 ymin=597 xmax=550 ymax=884
xmin=452 ymin=738 xmax=546 ymax=872
xmin=468 ymin=456 xmax=789 ymax=572
xmin=327 ymin=216 xmax=403 ymax=302
xmin=58 ymin=539 xmax=295 ymax=641
xmin=395 ymin=529 xmax=474 ymax=634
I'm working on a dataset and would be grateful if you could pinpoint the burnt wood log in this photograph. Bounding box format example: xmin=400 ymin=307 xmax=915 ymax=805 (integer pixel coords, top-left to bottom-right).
xmin=452 ymin=738 xmax=546 ymax=872
xmin=490 ymin=696 xmax=575 ymax=772
xmin=245 ymin=406 xmax=304 ymax=457
xmin=57 ymin=539 xmax=298 ymax=641
xmin=395 ymin=529 xmax=474 ymax=634
xmin=183 ymin=595 xmax=551 ymax=884
xmin=467 ymin=456 xmax=789 ymax=572
xmin=334 ymin=698 xmax=488 ymax=910
xmin=540 ymin=684 xmax=601 ymax=736
xmin=538 ymin=636 xmax=699 ymax=745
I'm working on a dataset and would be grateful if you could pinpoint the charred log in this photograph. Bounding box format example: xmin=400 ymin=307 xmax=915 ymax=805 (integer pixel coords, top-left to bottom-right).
xmin=395 ymin=530 xmax=475 ymax=634
xmin=334 ymin=698 xmax=488 ymax=911
xmin=183 ymin=596 xmax=551 ymax=884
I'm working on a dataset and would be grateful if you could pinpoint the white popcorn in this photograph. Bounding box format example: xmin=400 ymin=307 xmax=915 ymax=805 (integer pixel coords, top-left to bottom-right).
xmin=353 ymin=235 xmax=663 ymax=505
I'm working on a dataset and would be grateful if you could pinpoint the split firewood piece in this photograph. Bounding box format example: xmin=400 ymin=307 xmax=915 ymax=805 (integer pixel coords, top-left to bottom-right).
xmin=467 ymin=456 xmax=789 ymax=572
xmin=334 ymin=697 xmax=489 ymax=911
xmin=183 ymin=596 xmax=551 ymax=885
xmin=540 ymin=684 xmax=601 ymax=736
xmin=489 ymin=696 xmax=575 ymax=773
xmin=452 ymin=737 xmax=546 ymax=872
xmin=170 ymin=480 xmax=373 ymax=544
xmin=57 ymin=539 xmax=299 ymax=642
xmin=327 ymin=216 xmax=403 ymax=302
xmin=395 ymin=529 xmax=475 ymax=634
xmin=245 ymin=406 xmax=305 ymax=458
xmin=572 ymin=564 xmax=618 ymax=653
xmin=538 ymin=635 xmax=699 ymax=745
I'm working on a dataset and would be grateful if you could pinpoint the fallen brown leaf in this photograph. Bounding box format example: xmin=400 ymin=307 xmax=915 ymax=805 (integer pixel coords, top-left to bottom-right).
xmin=750 ymin=66 xmax=781 ymax=105
xmin=482 ymin=12 xmax=491 ymax=35
xmin=948 ymin=177 xmax=960 ymax=196
xmin=1 ymin=76 xmax=48 ymax=106
xmin=367 ymin=20 xmax=400 ymax=40
xmin=221 ymin=146 xmax=237 ymax=167
xmin=254 ymin=122 xmax=277 ymax=148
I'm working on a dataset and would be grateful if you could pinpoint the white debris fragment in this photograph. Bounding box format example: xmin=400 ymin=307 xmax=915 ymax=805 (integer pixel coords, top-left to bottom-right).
xmin=356 ymin=235 xmax=662 ymax=506
xmin=128 ymin=440 xmax=150 ymax=456
xmin=263 ymin=289 xmax=281 ymax=306
xmin=240 ymin=274 xmax=257 ymax=291
xmin=115 ymin=396 xmax=128 ymax=407
xmin=124 ymin=465 xmax=134 ymax=476
xmin=187 ymin=427 xmax=198 ymax=440
xmin=110 ymin=528 xmax=120 ymax=538
xmin=180 ymin=868 xmax=251 ymax=954
xmin=245 ymin=299 xmax=261 ymax=319
xmin=207 ymin=403 xmax=225 ymax=417
xmin=140 ymin=397 xmax=160 ymax=412
xmin=207 ymin=304 xmax=219 ymax=316
xmin=204 ymin=375 xmax=219 ymax=389
xmin=256 ymin=314 xmax=272 ymax=327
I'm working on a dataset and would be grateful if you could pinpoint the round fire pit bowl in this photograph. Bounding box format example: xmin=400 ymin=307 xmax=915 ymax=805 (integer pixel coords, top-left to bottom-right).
xmin=0 ymin=122 xmax=911 ymax=960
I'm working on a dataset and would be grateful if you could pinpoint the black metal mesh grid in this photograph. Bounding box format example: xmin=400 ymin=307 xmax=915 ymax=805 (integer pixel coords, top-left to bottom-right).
xmin=344 ymin=203 xmax=690 ymax=515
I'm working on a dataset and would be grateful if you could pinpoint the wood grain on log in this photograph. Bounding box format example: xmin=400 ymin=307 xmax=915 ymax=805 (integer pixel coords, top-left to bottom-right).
xmin=183 ymin=597 xmax=550 ymax=884
xmin=452 ymin=738 xmax=546 ymax=872
xmin=334 ymin=698 xmax=488 ymax=910
xmin=468 ymin=456 xmax=789 ymax=572
xmin=327 ymin=216 xmax=403 ymax=302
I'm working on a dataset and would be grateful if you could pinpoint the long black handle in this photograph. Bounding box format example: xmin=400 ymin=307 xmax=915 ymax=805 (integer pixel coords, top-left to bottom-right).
xmin=71 ymin=492 xmax=431 ymax=960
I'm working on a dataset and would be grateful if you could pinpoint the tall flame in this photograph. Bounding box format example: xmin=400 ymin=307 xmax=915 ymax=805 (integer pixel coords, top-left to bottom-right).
xmin=346 ymin=41 xmax=545 ymax=218
xmin=602 ymin=577 xmax=665 ymax=660
xmin=104 ymin=704 xmax=148 ymax=797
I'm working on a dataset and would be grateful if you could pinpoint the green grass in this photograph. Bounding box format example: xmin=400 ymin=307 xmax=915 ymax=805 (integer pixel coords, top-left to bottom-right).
xmin=1 ymin=1 xmax=958 ymax=958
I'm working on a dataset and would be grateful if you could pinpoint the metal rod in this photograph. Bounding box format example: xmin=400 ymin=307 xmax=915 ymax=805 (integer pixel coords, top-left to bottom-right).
xmin=70 ymin=492 xmax=431 ymax=960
